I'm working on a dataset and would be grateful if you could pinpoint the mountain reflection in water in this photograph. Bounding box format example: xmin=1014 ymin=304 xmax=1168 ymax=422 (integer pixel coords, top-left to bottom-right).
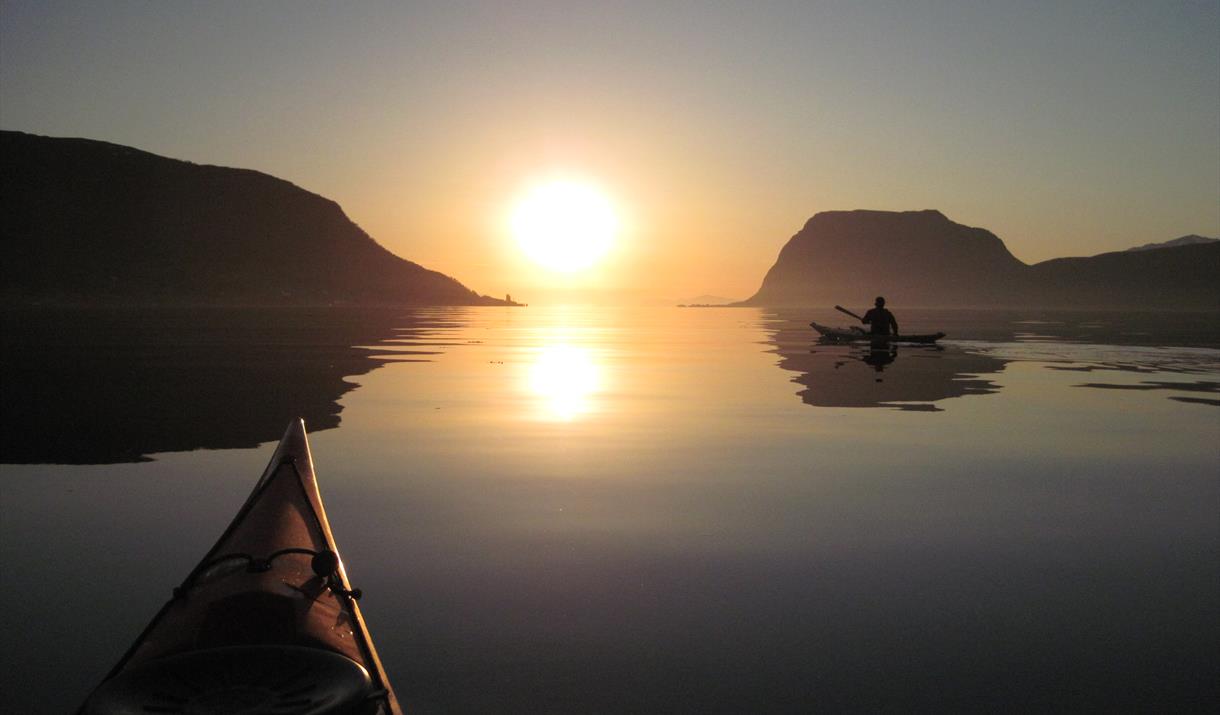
xmin=2 ymin=306 xmax=1218 ymax=714
xmin=764 ymin=311 xmax=1008 ymax=411
xmin=0 ymin=309 xmax=442 ymax=464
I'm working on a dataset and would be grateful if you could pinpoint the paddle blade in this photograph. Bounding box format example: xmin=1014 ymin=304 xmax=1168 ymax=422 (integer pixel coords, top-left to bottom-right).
xmin=834 ymin=305 xmax=864 ymax=321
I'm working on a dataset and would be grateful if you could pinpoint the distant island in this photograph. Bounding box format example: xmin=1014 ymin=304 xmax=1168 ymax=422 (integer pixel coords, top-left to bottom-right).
xmin=0 ymin=131 xmax=514 ymax=307
xmin=677 ymin=294 xmax=738 ymax=307
xmin=1125 ymin=235 xmax=1219 ymax=252
xmin=737 ymin=209 xmax=1219 ymax=309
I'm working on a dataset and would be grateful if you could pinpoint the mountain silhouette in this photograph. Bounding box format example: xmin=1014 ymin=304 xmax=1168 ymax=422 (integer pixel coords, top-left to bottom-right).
xmin=739 ymin=210 xmax=1220 ymax=309
xmin=1125 ymin=235 xmax=1218 ymax=252
xmin=0 ymin=131 xmax=509 ymax=306
xmin=1027 ymin=243 xmax=1219 ymax=308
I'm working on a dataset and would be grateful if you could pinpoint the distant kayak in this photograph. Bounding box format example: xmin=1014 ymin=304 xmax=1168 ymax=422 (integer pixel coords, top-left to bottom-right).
xmin=810 ymin=321 xmax=946 ymax=344
xmin=79 ymin=420 xmax=402 ymax=715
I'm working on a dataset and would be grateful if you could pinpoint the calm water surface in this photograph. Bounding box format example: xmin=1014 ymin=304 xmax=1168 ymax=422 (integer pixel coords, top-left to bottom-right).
xmin=2 ymin=307 xmax=1218 ymax=712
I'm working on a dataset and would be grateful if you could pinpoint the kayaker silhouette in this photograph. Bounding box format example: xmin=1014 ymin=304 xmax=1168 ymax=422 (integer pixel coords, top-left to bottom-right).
xmin=862 ymin=296 xmax=899 ymax=336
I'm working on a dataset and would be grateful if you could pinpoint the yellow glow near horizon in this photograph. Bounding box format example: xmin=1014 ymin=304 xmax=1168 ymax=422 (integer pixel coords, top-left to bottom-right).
xmin=510 ymin=180 xmax=618 ymax=272
xmin=528 ymin=344 xmax=602 ymax=420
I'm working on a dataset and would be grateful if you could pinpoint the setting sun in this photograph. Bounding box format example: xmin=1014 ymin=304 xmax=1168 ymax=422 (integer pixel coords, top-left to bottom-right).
xmin=510 ymin=180 xmax=618 ymax=272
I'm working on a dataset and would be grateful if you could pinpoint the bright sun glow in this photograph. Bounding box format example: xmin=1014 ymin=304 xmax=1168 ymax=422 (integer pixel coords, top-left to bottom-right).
xmin=511 ymin=180 xmax=618 ymax=272
xmin=528 ymin=344 xmax=602 ymax=420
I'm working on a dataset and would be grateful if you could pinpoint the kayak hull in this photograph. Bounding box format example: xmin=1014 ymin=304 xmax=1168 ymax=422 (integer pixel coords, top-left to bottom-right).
xmin=810 ymin=321 xmax=946 ymax=344
xmin=80 ymin=419 xmax=401 ymax=715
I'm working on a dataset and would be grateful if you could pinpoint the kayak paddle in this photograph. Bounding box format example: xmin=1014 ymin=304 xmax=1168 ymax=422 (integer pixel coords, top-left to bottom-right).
xmin=834 ymin=305 xmax=865 ymax=322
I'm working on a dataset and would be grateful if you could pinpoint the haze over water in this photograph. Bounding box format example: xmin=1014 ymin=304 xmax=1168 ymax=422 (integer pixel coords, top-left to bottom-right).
xmin=2 ymin=306 xmax=1217 ymax=712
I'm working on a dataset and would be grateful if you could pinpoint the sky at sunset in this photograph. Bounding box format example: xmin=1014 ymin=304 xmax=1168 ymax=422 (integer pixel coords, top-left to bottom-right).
xmin=2 ymin=1 xmax=1217 ymax=303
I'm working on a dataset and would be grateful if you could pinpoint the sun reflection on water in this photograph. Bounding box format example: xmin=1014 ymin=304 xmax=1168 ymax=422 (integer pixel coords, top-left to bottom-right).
xmin=527 ymin=344 xmax=603 ymax=420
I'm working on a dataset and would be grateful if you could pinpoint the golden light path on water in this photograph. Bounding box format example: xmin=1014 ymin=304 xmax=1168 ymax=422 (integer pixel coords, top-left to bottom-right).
xmin=526 ymin=342 xmax=604 ymax=421
xmin=5 ymin=307 xmax=1220 ymax=715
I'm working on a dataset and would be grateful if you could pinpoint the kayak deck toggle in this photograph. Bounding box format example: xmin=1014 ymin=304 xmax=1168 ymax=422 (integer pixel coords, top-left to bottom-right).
xmin=172 ymin=547 xmax=363 ymax=600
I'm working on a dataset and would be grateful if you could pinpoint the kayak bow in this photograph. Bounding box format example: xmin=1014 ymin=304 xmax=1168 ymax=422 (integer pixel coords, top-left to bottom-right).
xmin=80 ymin=419 xmax=402 ymax=715
xmin=810 ymin=321 xmax=946 ymax=344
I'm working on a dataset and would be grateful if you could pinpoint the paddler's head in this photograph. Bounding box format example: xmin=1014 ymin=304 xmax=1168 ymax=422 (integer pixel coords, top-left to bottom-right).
xmin=875 ymin=296 xmax=886 ymax=308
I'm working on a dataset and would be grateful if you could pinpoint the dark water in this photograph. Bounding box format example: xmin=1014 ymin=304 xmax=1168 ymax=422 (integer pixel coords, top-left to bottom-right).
xmin=2 ymin=307 xmax=1218 ymax=712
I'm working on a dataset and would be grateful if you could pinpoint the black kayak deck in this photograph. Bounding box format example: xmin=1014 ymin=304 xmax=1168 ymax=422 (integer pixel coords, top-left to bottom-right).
xmin=810 ymin=321 xmax=946 ymax=344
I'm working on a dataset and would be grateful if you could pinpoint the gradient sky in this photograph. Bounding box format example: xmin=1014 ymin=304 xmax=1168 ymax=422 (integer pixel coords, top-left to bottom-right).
xmin=2 ymin=1 xmax=1217 ymax=303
